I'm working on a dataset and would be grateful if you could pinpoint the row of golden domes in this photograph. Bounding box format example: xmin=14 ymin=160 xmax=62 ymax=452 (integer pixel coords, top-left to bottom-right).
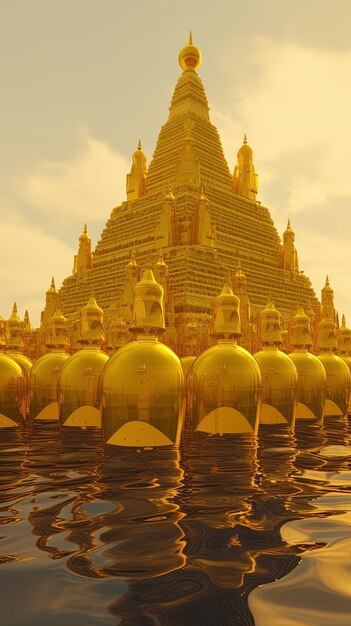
xmin=1 ymin=270 xmax=350 ymax=446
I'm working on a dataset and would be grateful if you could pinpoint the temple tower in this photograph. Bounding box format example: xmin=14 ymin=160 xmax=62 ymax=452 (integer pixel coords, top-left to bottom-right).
xmin=232 ymin=134 xmax=258 ymax=201
xmin=73 ymin=224 xmax=93 ymax=275
xmin=321 ymin=275 xmax=336 ymax=322
xmin=57 ymin=34 xmax=320 ymax=331
xmin=281 ymin=220 xmax=299 ymax=273
xmin=41 ymin=277 xmax=58 ymax=326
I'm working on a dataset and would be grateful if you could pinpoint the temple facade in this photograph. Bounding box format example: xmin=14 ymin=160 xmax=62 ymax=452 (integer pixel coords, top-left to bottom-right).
xmin=8 ymin=35 xmax=327 ymax=358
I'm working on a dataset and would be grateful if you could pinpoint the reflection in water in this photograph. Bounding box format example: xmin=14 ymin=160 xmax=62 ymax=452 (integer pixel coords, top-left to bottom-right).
xmin=0 ymin=416 xmax=350 ymax=624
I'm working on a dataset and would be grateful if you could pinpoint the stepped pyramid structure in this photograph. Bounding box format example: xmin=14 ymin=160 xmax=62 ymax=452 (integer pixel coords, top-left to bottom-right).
xmin=58 ymin=34 xmax=319 ymax=352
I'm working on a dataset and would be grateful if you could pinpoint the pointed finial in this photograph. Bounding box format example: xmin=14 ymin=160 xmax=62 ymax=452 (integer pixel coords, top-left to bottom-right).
xmin=137 ymin=139 xmax=141 ymax=150
xmin=178 ymin=33 xmax=202 ymax=72
xmin=287 ymin=219 xmax=291 ymax=228
xmin=51 ymin=276 xmax=56 ymax=289
xmin=243 ymin=133 xmax=248 ymax=144
xmin=326 ymin=275 xmax=329 ymax=286
xmin=24 ymin=309 xmax=29 ymax=321
xmin=342 ymin=314 xmax=346 ymax=327
xmin=12 ymin=302 xmax=17 ymax=314
xmin=84 ymin=223 xmax=87 ymax=233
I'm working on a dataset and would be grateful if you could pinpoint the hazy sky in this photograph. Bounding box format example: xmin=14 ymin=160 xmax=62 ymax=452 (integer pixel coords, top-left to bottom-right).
xmin=1 ymin=0 xmax=351 ymax=326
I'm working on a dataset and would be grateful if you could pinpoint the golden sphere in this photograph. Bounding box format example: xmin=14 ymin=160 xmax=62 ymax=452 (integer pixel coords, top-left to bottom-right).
xmin=178 ymin=42 xmax=202 ymax=72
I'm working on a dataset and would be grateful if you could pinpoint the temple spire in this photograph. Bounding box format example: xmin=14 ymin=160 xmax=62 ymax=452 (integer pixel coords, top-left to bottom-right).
xmin=232 ymin=135 xmax=258 ymax=201
xmin=178 ymin=32 xmax=202 ymax=72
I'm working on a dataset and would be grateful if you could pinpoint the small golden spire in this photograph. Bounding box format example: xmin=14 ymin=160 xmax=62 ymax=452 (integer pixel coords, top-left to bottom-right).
xmin=342 ymin=314 xmax=346 ymax=327
xmin=131 ymin=269 xmax=165 ymax=335
xmin=243 ymin=133 xmax=248 ymax=144
xmin=213 ymin=284 xmax=241 ymax=339
xmin=178 ymin=33 xmax=202 ymax=72
xmin=326 ymin=275 xmax=329 ymax=286
xmin=12 ymin=302 xmax=18 ymax=316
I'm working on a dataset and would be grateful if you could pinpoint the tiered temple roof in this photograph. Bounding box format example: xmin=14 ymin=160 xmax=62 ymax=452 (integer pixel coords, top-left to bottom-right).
xmin=58 ymin=34 xmax=319 ymax=332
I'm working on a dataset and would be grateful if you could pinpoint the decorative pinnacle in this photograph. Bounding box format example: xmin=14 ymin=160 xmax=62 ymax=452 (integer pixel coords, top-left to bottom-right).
xmin=12 ymin=302 xmax=17 ymax=314
xmin=287 ymin=219 xmax=291 ymax=228
xmin=83 ymin=224 xmax=87 ymax=233
xmin=178 ymin=32 xmax=202 ymax=72
xmin=137 ymin=139 xmax=141 ymax=149
xmin=243 ymin=133 xmax=248 ymax=144
xmin=325 ymin=275 xmax=329 ymax=286
xmin=342 ymin=314 xmax=346 ymax=327
xmin=50 ymin=276 xmax=56 ymax=290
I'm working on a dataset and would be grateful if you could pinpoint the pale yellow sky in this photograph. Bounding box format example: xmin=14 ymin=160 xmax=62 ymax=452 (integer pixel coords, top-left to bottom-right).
xmin=1 ymin=0 xmax=351 ymax=325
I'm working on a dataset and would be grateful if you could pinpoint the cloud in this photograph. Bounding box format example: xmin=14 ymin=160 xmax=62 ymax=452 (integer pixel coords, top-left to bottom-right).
xmin=22 ymin=131 xmax=129 ymax=223
xmin=0 ymin=209 xmax=74 ymax=326
xmin=211 ymin=37 xmax=351 ymax=316
xmin=0 ymin=132 xmax=131 ymax=326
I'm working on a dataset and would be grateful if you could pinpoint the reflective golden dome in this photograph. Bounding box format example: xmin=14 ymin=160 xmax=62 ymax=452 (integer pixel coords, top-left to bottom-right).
xmin=58 ymin=347 xmax=109 ymax=428
xmin=0 ymin=319 xmax=26 ymax=427
xmin=337 ymin=316 xmax=351 ymax=413
xmin=29 ymin=351 xmax=69 ymax=422
xmin=317 ymin=314 xmax=350 ymax=416
xmin=102 ymin=270 xmax=185 ymax=447
xmin=288 ymin=308 xmax=325 ymax=420
xmin=178 ymin=31 xmax=202 ymax=72
xmin=188 ymin=284 xmax=261 ymax=435
xmin=29 ymin=308 xmax=69 ymax=422
xmin=318 ymin=352 xmax=350 ymax=417
xmin=102 ymin=338 xmax=185 ymax=447
xmin=255 ymin=301 xmax=297 ymax=426
xmin=58 ymin=294 xmax=108 ymax=428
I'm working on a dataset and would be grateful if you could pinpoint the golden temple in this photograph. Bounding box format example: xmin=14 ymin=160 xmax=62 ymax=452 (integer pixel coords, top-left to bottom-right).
xmin=1 ymin=34 xmax=350 ymax=441
xmin=45 ymin=32 xmax=320 ymax=357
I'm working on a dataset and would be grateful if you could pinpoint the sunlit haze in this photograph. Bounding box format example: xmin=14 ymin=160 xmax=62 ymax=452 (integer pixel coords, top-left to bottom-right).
xmin=1 ymin=0 xmax=350 ymax=326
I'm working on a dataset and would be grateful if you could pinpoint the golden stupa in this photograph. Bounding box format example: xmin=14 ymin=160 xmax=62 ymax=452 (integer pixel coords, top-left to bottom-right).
xmin=54 ymin=33 xmax=319 ymax=352
xmin=58 ymin=294 xmax=109 ymax=427
xmin=337 ymin=315 xmax=351 ymax=412
xmin=0 ymin=315 xmax=26 ymax=427
xmin=288 ymin=308 xmax=326 ymax=420
xmin=102 ymin=268 xmax=185 ymax=447
xmin=1 ymin=34 xmax=350 ymax=432
xmin=29 ymin=307 xmax=69 ymax=422
xmin=317 ymin=314 xmax=350 ymax=417
xmin=188 ymin=284 xmax=262 ymax=435
xmin=254 ymin=300 xmax=297 ymax=426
